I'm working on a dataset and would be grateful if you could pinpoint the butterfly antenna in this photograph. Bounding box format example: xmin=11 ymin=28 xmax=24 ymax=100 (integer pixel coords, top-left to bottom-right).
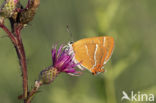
xmin=66 ymin=25 xmax=74 ymax=42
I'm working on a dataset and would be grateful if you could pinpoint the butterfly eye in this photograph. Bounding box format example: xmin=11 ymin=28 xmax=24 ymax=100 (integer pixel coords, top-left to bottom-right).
xmin=69 ymin=41 xmax=74 ymax=44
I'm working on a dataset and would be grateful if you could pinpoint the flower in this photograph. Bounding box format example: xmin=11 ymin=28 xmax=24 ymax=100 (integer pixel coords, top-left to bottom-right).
xmin=51 ymin=45 xmax=80 ymax=74
xmin=39 ymin=45 xmax=81 ymax=84
xmin=0 ymin=0 xmax=19 ymax=18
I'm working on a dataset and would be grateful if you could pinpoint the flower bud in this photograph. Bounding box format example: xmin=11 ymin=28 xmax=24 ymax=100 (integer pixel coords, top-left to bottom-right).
xmin=0 ymin=0 xmax=19 ymax=18
xmin=39 ymin=66 xmax=59 ymax=84
xmin=18 ymin=0 xmax=40 ymax=25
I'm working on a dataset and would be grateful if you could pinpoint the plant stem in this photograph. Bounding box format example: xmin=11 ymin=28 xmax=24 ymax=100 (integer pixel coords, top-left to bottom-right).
xmin=104 ymin=65 xmax=117 ymax=103
xmin=105 ymin=77 xmax=116 ymax=103
xmin=26 ymin=81 xmax=42 ymax=103
xmin=15 ymin=25 xmax=28 ymax=102
xmin=0 ymin=24 xmax=16 ymax=44
xmin=0 ymin=23 xmax=28 ymax=102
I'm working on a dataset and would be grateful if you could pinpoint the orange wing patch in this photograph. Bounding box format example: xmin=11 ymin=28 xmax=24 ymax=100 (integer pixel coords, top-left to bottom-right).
xmin=71 ymin=36 xmax=114 ymax=74
xmin=102 ymin=37 xmax=114 ymax=64
xmin=72 ymin=44 xmax=96 ymax=71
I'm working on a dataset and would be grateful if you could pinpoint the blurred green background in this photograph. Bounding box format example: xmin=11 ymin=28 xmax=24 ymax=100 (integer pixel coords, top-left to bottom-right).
xmin=0 ymin=0 xmax=156 ymax=103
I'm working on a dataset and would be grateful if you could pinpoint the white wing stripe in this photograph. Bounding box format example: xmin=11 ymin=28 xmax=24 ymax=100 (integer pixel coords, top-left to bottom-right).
xmin=91 ymin=44 xmax=98 ymax=69
xmin=103 ymin=37 xmax=106 ymax=46
xmin=85 ymin=45 xmax=89 ymax=55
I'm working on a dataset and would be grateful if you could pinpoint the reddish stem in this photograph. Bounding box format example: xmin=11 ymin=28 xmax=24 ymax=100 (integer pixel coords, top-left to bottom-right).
xmin=0 ymin=24 xmax=17 ymax=44
xmin=15 ymin=25 xmax=28 ymax=101
xmin=0 ymin=0 xmax=40 ymax=102
xmin=0 ymin=23 xmax=28 ymax=102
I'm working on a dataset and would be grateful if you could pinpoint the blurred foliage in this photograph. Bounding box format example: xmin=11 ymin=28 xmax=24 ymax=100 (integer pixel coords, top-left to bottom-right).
xmin=0 ymin=0 xmax=156 ymax=103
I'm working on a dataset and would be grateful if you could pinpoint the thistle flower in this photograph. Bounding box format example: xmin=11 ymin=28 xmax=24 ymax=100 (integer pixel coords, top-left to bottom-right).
xmin=0 ymin=0 xmax=19 ymax=18
xmin=39 ymin=45 xmax=81 ymax=84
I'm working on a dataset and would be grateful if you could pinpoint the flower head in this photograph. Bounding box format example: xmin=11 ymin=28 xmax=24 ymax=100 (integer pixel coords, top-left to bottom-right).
xmin=18 ymin=0 xmax=40 ymax=25
xmin=51 ymin=45 xmax=80 ymax=74
xmin=0 ymin=0 xmax=19 ymax=18
xmin=39 ymin=45 xmax=81 ymax=84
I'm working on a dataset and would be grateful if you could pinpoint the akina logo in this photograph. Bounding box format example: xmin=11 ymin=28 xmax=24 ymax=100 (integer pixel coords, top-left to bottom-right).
xmin=121 ymin=91 xmax=155 ymax=102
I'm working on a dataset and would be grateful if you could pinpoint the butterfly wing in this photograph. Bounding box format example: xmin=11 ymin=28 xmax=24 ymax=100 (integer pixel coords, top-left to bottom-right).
xmin=102 ymin=37 xmax=114 ymax=64
xmin=72 ymin=43 xmax=107 ymax=73
xmin=72 ymin=43 xmax=96 ymax=71
xmin=72 ymin=36 xmax=114 ymax=64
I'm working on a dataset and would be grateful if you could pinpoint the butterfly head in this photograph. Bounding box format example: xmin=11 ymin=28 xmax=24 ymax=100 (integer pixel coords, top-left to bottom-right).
xmin=69 ymin=41 xmax=74 ymax=44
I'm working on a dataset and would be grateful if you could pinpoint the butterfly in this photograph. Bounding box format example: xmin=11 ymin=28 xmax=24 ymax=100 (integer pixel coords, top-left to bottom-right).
xmin=67 ymin=36 xmax=114 ymax=75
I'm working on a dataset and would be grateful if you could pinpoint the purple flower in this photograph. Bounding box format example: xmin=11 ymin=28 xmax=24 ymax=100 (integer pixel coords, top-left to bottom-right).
xmin=51 ymin=45 xmax=80 ymax=75
xmin=39 ymin=45 xmax=81 ymax=84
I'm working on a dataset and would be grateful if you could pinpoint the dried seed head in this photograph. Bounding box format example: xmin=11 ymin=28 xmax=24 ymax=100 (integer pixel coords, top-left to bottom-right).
xmin=18 ymin=0 xmax=40 ymax=25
